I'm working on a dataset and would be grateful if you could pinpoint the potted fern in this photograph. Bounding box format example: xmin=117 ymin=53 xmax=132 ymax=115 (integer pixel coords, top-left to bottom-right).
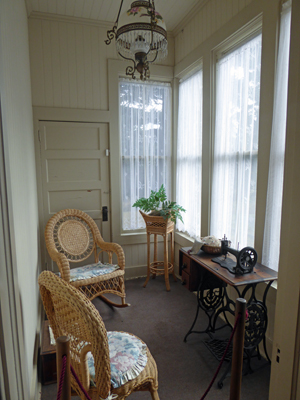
xmin=132 ymin=184 xmax=185 ymax=224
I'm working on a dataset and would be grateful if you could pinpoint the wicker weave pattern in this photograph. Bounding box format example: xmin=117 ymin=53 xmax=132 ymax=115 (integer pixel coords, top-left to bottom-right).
xmin=38 ymin=271 xmax=159 ymax=400
xmin=140 ymin=211 xmax=174 ymax=234
xmin=45 ymin=209 xmax=128 ymax=307
xmin=55 ymin=217 xmax=94 ymax=260
xmin=140 ymin=211 xmax=176 ymax=291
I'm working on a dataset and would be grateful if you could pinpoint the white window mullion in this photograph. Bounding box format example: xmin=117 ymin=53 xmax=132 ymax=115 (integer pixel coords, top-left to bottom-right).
xmin=262 ymin=1 xmax=291 ymax=271
xmin=176 ymin=69 xmax=203 ymax=239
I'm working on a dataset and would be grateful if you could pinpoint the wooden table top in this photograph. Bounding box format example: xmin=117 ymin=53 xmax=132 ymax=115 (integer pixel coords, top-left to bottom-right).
xmin=181 ymin=247 xmax=278 ymax=287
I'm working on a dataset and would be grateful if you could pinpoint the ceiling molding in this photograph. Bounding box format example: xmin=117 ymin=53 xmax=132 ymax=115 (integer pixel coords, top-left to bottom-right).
xmin=27 ymin=10 xmax=175 ymax=37
xmin=28 ymin=11 xmax=113 ymax=29
xmin=25 ymin=0 xmax=33 ymax=17
xmin=172 ymin=0 xmax=210 ymax=37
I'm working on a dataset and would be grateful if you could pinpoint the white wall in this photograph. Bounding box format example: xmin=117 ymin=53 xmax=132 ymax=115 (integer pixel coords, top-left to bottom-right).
xmin=28 ymin=14 xmax=175 ymax=279
xmin=173 ymin=0 xmax=280 ymax=360
xmin=174 ymin=0 xmax=252 ymax=64
xmin=29 ymin=15 xmax=175 ymax=110
xmin=27 ymin=1 xmax=300 ymax=398
xmin=268 ymin=1 xmax=300 ymax=397
xmin=28 ymin=0 xmax=278 ymax=330
xmin=175 ymin=0 xmax=300 ymax=398
xmin=0 ymin=0 xmax=40 ymax=399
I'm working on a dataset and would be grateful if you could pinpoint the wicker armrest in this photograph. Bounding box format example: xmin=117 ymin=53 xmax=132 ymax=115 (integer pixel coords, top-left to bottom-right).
xmin=80 ymin=343 xmax=93 ymax=391
xmin=52 ymin=251 xmax=71 ymax=282
xmin=96 ymin=240 xmax=125 ymax=270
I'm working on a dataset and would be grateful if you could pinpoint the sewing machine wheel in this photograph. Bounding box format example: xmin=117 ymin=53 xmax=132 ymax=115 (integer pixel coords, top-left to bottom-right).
xmin=237 ymin=247 xmax=257 ymax=272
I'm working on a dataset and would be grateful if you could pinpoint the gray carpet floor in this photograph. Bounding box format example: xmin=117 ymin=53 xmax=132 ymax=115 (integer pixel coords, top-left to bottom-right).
xmin=41 ymin=276 xmax=271 ymax=399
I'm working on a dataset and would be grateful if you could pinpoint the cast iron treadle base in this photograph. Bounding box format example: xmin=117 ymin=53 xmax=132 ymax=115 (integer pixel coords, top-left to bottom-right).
xmin=203 ymin=338 xmax=233 ymax=362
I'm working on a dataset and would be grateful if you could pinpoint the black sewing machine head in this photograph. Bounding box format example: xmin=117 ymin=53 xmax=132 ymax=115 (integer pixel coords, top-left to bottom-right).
xmin=212 ymin=236 xmax=258 ymax=275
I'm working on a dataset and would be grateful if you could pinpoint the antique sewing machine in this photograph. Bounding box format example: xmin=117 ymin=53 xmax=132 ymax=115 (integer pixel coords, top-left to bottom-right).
xmin=212 ymin=235 xmax=258 ymax=275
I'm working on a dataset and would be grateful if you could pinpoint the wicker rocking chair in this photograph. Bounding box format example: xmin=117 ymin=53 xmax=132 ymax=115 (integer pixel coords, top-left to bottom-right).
xmin=44 ymin=208 xmax=128 ymax=307
xmin=38 ymin=271 xmax=160 ymax=400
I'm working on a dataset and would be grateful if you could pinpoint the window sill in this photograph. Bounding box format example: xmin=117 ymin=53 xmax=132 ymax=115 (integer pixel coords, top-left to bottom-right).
xmin=115 ymin=230 xmax=165 ymax=246
xmin=175 ymin=231 xmax=194 ymax=248
xmin=115 ymin=229 xmax=195 ymax=247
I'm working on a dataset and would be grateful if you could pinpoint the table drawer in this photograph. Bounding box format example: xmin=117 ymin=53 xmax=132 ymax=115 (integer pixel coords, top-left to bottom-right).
xmin=181 ymin=270 xmax=191 ymax=290
xmin=40 ymin=320 xmax=57 ymax=385
xmin=180 ymin=254 xmax=191 ymax=275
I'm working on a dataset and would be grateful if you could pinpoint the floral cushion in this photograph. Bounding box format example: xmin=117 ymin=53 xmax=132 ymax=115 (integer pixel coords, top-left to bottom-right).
xmin=60 ymin=262 xmax=119 ymax=282
xmin=87 ymin=332 xmax=148 ymax=388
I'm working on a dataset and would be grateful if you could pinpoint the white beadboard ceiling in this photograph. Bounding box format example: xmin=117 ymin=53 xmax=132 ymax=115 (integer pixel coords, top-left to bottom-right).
xmin=25 ymin=0 xmax=207 ymax=33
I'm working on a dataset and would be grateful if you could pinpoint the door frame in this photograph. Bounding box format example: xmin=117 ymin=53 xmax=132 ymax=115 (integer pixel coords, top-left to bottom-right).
xmin=33 ymin=106 xmax=112 ymax=271
xmin=0 ymin=101 xmax=28 ymax=400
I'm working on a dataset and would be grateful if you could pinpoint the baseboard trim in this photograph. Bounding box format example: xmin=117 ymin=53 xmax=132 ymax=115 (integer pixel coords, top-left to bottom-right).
xmin=124 ymin=265 xmax=181 ymax=281
xmin=30 ymin=365 xmax=41 ymax=400
xmin=124 ymin=265 xmax=147 ymax=280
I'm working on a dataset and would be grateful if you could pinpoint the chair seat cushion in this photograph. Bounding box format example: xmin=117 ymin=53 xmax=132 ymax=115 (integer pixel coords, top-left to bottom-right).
xmin=68 ymin=262 xmax=120 ymax=282
xmin=87 ymin=332 xmax=148 ymax=388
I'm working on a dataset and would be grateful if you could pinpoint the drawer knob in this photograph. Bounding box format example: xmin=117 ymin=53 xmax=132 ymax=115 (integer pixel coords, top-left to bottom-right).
xmin=182 ymin=263 xmax=187 ymax=270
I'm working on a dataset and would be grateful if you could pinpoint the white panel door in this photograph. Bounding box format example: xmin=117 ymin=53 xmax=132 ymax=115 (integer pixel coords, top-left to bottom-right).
xmin=38 ymin=121 xmax=111 ymax=271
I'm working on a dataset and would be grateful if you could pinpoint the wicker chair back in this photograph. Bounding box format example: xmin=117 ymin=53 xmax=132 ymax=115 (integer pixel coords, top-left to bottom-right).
xmin=44 ymin=209 xmax=128 ymax=307
xmin=38 ymin=271 xmax=160 ymax=400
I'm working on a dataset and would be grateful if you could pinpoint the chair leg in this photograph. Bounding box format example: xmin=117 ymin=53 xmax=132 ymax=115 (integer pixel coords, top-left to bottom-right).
xmin=152 ymin=234 xmax=158 ymax=279
xmin=164 ymin=234 xmax=170 ymax=291
xmin=150 ymin=389 xmax=160 ymax=400
xmin=143 ymin=232 xmax=151 ymax=288
xmin=98 ymin=294 xmax=130 ymax=308
xmin=170 ymin=231 xmax=176 ymax=282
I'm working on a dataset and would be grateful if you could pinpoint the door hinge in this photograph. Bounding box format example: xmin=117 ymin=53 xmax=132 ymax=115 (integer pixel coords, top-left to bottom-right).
xmin=105 ymin=149 xmax=110 ymax=156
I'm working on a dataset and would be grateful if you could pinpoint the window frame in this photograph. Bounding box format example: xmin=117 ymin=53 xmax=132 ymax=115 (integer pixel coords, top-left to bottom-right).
xmin=209 ymin=29 xmax=262 ymax=248
xmin=262 ymin=0 xmax=292 ymax=271
xmin=119 ymin=77 xmax=172 ymax=233
xmin=209 ymin=16 xmax=263 ymax=248
xmin=108 ymin=59 xmax=173 ymax=245
xmin=210 ymin=15 xmax=263 ymax=174
xmin=176 ymin=64 xmax=203 ymax=240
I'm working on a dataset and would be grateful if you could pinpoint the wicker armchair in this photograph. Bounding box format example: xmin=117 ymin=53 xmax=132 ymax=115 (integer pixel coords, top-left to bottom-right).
xmin=38 ymin=271 xmax=159 ymax=400
xmin=45 ymin=209 xmax=128 ymax=307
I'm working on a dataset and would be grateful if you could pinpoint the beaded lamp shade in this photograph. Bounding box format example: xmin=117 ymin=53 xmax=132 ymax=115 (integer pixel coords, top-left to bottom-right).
xmin=105 ymin=0 xmax=168 ymax=80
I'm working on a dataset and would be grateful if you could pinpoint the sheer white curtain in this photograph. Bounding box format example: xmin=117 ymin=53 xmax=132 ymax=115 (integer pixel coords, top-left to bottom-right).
xmin=176 ymin=70 xmax=203 ymax=239
xmin=262 ymin=1 xmax=291 ymax=271
xmin=210 ymin=34 xmax=262 ymax=249
xmin=120 ymin=79 xmax=172 ymax=230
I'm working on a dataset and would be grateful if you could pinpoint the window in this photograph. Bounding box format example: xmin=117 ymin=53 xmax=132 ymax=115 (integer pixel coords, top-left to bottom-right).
xmin=262 ymin=0 xmax=291 ymax=271
xmin=176 ymin=69 xmax=203 ymax=239
xmin=119 ymin=79 xmax=172 ymax=231
xmin=210 ymin=33 xmax=262 ymax=249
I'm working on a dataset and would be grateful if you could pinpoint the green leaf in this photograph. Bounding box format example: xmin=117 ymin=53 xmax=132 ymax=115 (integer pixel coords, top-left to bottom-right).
xmin=132 ymin=184 xmax=185 ymax=224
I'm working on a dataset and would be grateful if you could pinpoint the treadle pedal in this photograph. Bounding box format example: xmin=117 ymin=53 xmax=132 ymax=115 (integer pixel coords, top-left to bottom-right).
xmin=203 ymin=338 xmax=233 ymax=362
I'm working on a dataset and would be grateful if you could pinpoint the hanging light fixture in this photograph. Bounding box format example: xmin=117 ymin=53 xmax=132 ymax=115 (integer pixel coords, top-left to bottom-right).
xmin=105 ymin=0 xmax=168 ymax=80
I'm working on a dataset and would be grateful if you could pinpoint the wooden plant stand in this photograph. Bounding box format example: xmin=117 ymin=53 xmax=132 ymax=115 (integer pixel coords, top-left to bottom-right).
xmin=140 ymin=211 xmax=176 ymax=291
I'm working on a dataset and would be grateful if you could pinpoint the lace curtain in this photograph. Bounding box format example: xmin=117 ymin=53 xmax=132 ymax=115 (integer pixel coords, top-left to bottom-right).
xmin=176 ymin=70 xmax=203 ymax=239
xmin=210 ymin=34 xmax=262 ymax=249
xmin=262 ymin=1 xmax=291 ymax=271
xmin=119 ymin=79 xmax=172 ymax=230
